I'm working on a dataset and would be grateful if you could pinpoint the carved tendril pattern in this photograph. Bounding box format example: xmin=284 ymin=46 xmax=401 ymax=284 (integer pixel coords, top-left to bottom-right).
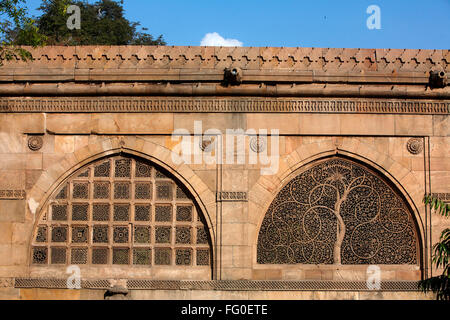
xmin=257 ymin=157 xmax=418 ymax=265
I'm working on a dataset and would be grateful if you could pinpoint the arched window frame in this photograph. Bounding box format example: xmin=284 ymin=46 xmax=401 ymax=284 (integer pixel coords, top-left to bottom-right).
xmin=256 ymin=155 xmax=423 ymax=267
xmin=29 ymin=153 xmax=214 ymax=277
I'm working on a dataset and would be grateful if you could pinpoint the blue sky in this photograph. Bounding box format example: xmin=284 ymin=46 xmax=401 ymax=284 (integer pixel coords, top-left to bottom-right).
xmin=24 ymin=0 xmax=450 ymax=49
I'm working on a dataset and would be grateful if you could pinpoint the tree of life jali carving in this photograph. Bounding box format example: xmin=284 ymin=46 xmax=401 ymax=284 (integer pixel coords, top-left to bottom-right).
xmin=257 ymin=157 xmax=418 ymax=265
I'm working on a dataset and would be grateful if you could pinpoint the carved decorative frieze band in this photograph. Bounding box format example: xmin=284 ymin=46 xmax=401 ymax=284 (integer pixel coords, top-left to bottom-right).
xmin=216 ymin=191 xmax=248 ymax=202
xmin=126 ymin=279 xmax=420 ymax=291
xmin=0 ymin=190 xmax=26 ymax=200
xmin=431 ymin=193 xmax=450 ymax=203
xmin=0 ymin=278 xmax=13 ymax=287
xmin=0 ymin=97 xmax=448 ymax=114
xmin=13 ymin=278 xmax=420 ymax=291
xmin=14 ymin=278 xmax=110 ymax=289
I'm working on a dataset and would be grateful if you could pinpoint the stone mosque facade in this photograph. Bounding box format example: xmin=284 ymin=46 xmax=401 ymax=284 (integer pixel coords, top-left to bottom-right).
xmin=0 ymin=46 xmax=448 ymax=299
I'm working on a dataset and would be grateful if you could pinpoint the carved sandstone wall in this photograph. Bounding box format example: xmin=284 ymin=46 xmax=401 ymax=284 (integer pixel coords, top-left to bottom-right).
xmin=0 ymin=46 xmax=448 ymax=300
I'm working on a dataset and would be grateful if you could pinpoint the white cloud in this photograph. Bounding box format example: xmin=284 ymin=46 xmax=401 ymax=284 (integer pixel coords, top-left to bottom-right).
xmin=200 ymin=32 xmax=243 ymax=47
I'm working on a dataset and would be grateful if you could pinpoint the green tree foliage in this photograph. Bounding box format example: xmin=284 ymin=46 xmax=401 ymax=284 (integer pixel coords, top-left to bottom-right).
xmin=0 ymin=0 xmax=44 ymax=65
xmin=419 ymin=194 xmax=450 ymax=300
xmin=17 ymin=0 xmax=166 ymax=46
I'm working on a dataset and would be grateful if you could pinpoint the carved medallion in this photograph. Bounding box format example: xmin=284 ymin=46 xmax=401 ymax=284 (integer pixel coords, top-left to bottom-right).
xmin=250 ymin=136 xmax=266 ymax=153
xmin=200 ymin=137 xmax=215 ymax=152
xmin=28 ymin=135 xmax=43 ymax=151
xmin=406 ymin=138 xmax=423 ymax=155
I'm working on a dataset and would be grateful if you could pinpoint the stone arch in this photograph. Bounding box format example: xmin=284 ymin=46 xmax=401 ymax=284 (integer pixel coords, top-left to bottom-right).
xmin=256 ymin=155 xmax=421 ymax=266
xmin=249 ymin=138 xmax=425 ymax=270
xmin=26 ymin=137 xmax=216 ymax=279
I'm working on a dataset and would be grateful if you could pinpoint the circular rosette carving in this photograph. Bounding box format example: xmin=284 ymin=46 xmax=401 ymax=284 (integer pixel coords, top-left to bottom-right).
xmin=249 ymin=136 xmax=266 ymax=153
xmin=115 ymin=159 xmax=131 ymax=177
xmin=136 ymin=161 xmax=151 ymax=177
xmin=406 ymin=138 xmax=423 ymax=155
xmin=94 ymin=161 xmax=110 ymax=177
xmin=28 ymin=135 xmax=43 ymax=151
xmin=199 ymin=136 xmax=215 ymax=152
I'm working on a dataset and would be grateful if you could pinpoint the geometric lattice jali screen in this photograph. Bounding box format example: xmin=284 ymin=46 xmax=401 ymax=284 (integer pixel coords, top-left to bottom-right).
xmin=257 ymin=157 xmax=419 ymax=265
xmin=32 ymin=155 xmax=212 ymax=267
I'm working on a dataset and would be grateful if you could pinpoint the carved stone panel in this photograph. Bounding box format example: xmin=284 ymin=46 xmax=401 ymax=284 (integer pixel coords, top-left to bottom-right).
xmin=257 ymin=157 xmax=419 ymax=265
xmin=31 ymin=155 xmax=212 ymax=269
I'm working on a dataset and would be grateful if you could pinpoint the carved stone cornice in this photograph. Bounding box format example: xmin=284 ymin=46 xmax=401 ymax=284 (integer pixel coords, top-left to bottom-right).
xmin=1 ymin=96 xmax=448 ymax=114
xmin=1 ymin=46 xmax=448 ymax=86
xmin=1 ymin=83 xmax=449 ymax=99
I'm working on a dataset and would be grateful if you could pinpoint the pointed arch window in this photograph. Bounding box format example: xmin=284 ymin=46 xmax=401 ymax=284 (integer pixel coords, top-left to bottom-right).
xmin=31 ymin=155 xmax=212 ymax=268
xmin=257 ymin=157 xmax=420 ymax=265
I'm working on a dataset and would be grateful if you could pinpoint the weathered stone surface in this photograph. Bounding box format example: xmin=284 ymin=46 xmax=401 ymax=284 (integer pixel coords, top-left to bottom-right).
xmin=432 ymin=115 xmax=449 ymax=137
xmin=0 ymin=245 xmax=12 ymax=265
xmin=0 ymin=171 xmax=25 ymax=190
xmin=299 ymin=114 xmax=340 ymax=135
xmin=0 ymin=223 xmax=12 ymax=244
xmin=0 ymin=114 xmax=44 ymax=134
xmin=19 ymin=288 xmax=81 ymax=300
xmin=11 ymin=223 xmax=31 ymax=245
xmin=92 ymin=113 xmax=173 ymax=134
xmin=340 ymin=114 xmax=395 ymax=135
xmin=54 ymin=136 xmax=75 ymax=154
xmin=0 ymin=200 xmax=26 ymax=222
xmin=394 ymin=115 xmax=433 ymax=136
xmin=0 ymin=45 xmax=448 ymax=300
xmin=247 ymin=114 xmax=300 ymax=134
xmin=174 ymin=113 xmax=246 ymax=133
xmin=46 ymin=114 xmax=93 ymax=134
xmin=0 ymin=288 xmax=20 ymax=300
xmin=0 ymin=132 xmax=26 ymax=153
xmin=128 ymin=289 xmax=429 ymax=300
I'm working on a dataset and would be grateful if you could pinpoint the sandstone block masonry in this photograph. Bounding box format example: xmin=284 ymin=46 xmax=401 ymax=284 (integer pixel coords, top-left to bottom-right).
xmin=0 ymin=46 xmax=448 ymax=300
